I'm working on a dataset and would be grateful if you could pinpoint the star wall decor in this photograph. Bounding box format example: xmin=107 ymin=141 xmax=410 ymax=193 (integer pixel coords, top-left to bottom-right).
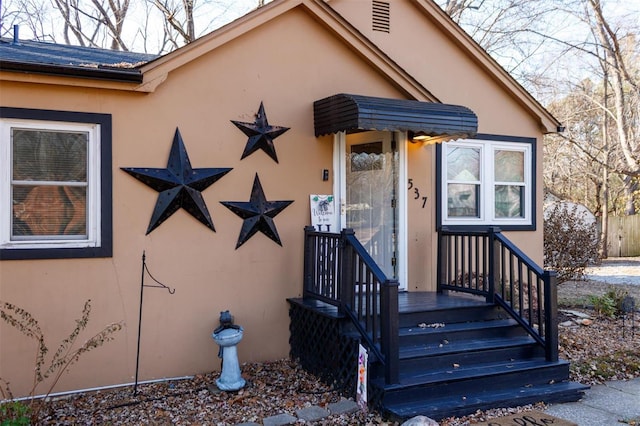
xmin=231 ymin=102 xmax=290 ymax=163
xmin=122 ymin=128 xmax=232 ymax=235
xmin=221 ymin=174 xmax=294 ymax=249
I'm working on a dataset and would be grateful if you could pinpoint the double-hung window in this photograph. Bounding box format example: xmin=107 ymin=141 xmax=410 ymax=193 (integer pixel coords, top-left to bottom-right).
xmin=0 ymin=108 xmax=112 ymax=259
xmin=438 ymin=135 xmax=535 ymax=230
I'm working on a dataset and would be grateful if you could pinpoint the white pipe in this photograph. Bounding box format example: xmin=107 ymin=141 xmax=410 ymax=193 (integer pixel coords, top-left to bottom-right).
xmin=5 ymin=375 xmax=195 ymax=402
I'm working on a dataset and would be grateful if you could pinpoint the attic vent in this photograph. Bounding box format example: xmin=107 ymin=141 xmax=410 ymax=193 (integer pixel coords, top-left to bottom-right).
xmin=372 ymin=0 xmax=390 ymax=33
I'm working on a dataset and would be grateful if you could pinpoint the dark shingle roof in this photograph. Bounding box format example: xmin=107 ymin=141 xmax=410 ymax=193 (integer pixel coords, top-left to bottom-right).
xmin=0 ymin=38 xmax=159 ymax=82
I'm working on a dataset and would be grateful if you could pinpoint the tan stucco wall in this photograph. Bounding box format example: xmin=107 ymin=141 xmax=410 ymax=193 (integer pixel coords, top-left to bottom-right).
xmin=1 ymin=1 xmax=545 ymax=396
xmin=0 ymin=7 xmax=406 ymax=396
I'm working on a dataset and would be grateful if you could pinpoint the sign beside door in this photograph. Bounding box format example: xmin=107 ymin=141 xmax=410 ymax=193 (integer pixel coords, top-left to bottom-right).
xmin=310 ymin=194 xmax=338 ymax=232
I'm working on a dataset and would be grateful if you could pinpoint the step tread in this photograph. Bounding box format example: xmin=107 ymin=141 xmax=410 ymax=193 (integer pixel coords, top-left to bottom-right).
xmin=374 ymin=359 xmax=569 ymax=389
xmin=384 ymin=381 xmax=589 ymax=420
xmin=399 ymin=318 xmax=519 ymax=337
xmin=399 ymin=335 xmax=538 ymax=359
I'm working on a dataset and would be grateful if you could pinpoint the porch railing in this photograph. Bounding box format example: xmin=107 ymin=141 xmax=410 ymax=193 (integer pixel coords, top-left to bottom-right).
xmin=438 ymin=226 xmax=558 ymax=361
xmin=303 ymin=226 xmax=399 ymax=384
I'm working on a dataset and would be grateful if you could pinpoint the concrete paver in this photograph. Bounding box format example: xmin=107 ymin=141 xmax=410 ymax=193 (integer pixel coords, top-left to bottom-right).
xmin=261 ymin=413 xmax=297 ymax=426
xmin=328 ymin=399 xmax=359 ymax=415
xmin=295 ymin=406 xmax=330 ymax=422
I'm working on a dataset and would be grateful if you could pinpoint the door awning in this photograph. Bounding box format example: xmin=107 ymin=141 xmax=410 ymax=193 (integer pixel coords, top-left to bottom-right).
xmin=313 ymin=93 xmax=478 ymax=141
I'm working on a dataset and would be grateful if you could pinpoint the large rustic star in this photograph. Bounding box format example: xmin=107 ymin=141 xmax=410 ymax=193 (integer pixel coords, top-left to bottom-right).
xmin=231 ymin=102 xmax=290 ymax=163
xmin=221 ymin=174 xmax=293 ymax=249
xmin=122 ymin=128 xmax=232 ymax=235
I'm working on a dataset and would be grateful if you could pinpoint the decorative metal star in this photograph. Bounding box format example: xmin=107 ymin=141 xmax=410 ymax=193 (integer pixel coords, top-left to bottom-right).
xmin=221 ymin=174 xmax=294 ymax=249
xmin=121 ymin=128 xmax=232 ymax=235
xmin=231 ymin=102 xmax=290 ymax=163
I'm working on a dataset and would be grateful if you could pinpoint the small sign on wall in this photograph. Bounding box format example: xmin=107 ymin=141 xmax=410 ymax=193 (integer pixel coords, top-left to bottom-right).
xmin=310 ymin=195 xmax=338 ymax=232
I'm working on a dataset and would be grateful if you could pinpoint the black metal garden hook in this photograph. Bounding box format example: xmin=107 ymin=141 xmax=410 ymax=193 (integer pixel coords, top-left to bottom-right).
xmin=134 ymin=251 xmax=176 ymax=396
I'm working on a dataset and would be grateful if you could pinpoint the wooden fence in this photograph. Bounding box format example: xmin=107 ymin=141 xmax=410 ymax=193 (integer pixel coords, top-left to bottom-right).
xmin=602 ymin=215 xmax=640 ymax=257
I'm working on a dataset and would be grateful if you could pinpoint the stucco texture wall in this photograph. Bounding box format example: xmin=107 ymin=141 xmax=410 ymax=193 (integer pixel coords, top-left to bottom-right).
xmin=1 ymin=1 xmax=546 ymax=396
xmin=0 ymin=7 xmax=410 ymax=396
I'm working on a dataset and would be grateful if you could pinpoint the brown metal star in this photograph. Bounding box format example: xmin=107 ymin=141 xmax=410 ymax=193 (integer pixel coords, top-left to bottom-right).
xmin=221 ymin=174 xmax=293 ymax=249
xmin=122 ymin=128 xmax=232 ymax=234
xmin=231 ymin=102 xmax=290 ymax=163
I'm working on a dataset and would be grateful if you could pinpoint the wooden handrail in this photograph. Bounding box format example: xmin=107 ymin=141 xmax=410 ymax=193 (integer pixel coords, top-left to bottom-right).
xmin=302 ymin=227 xmax=399 ymax=384
xmin=438 ymin=227 xmax=559 ymax=362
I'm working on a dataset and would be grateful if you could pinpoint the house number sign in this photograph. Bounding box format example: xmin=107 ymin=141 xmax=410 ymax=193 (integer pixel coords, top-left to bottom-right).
xmin=407 ymin=178 xmax=428 ymax=208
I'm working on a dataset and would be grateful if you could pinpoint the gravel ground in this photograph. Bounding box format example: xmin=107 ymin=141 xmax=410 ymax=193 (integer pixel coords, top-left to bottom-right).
xmin=9 ymin=258 xmax=640 ymax=425
xmin=559 ymin=256 xmax=640 ymax=306
xmin=584 ymin=257 xmax=640 ymax=286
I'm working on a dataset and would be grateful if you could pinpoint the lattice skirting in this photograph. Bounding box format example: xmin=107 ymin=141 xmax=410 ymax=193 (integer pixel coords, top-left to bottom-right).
xmin=288 ymin=303 xmax=358 ymax=397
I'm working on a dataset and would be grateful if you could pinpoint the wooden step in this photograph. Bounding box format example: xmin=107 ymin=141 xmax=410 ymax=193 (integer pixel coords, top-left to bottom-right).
xmin=376 ymin=359 xmax=571 ymax=402
xmin=398 ymin=318 xmax=527 ymax=346
xmin=383 ymin=381 xmax=589 ymax=421
xmin=398 ymin=335 xmax=544 ymax=370
xmin=398 ymin=303 xmax=507 ymax=327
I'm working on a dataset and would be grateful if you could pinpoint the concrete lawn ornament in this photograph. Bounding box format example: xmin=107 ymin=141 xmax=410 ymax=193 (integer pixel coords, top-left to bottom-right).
xmin=212 ymin=310 xmax=245 ymax=391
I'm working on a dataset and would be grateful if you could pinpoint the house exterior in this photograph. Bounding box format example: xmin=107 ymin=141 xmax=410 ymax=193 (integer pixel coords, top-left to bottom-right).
xmin=1 ymin=0 xmax=561 ymax=401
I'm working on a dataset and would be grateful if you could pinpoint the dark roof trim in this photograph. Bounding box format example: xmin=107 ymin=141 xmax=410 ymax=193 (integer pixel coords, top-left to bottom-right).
xmin=314 ymin=93 xmax=477 ymax=138
xmin=0 ymin=38 xmax=156 ymax=83
xmin=0 ymin=59 xmax=144 ymax=83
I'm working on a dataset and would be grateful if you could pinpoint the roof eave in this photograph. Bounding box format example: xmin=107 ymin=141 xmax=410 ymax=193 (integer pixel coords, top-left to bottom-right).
xmin=0 ymin=59 xmax=144 ymax=83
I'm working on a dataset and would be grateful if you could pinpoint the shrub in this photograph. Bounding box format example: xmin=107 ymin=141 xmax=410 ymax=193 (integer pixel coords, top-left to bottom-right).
xmin=589 ymin=287 xmax=630 ymax=318
xmin=0 ymin=401 xmax=30 ymax=426
xmin=0 ymin=299 xmax=122 ymax=424
xmin=544 ymin=203 xmax=600 ymax=283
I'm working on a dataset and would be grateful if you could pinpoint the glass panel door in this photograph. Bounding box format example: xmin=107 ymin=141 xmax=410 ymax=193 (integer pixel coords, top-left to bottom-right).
xmin=345 ymin=132 xmax=398 ymax=279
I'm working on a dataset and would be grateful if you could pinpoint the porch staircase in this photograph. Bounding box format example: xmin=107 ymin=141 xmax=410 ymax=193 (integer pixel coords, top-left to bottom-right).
xmin=293 ymin=227 xmax=588 ymax=422
xmin=366 ymin=295 xmax=587 ymax=421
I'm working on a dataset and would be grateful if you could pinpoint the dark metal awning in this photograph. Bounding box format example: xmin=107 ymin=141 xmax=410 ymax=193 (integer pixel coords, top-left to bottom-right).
xmin=313 ymin=93 xmax=478 ymax=140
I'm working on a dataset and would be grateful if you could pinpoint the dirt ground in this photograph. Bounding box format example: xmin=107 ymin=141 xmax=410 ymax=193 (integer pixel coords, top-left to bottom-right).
xmin=558 ymin=257 xmax=640 ymax=307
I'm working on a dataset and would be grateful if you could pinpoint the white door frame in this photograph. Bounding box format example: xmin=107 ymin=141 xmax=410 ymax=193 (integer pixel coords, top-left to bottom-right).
xmin=333 ymin=131 xmax=408 ymax=290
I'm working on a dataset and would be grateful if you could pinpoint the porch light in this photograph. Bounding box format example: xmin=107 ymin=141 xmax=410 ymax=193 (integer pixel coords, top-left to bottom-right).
xmin=409 ymin=131 xmax=460 ymax=145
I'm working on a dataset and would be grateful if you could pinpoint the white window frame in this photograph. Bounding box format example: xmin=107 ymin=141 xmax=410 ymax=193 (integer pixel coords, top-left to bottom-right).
xmin=441 ymin=138 xmax=533 ymax=227
xmin=0 ymin=118 xmax=101 ymax=250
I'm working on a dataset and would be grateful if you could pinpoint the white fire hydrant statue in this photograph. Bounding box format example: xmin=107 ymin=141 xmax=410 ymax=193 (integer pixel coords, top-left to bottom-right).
xmin=212 ymin=310 xmax=245 ymax=391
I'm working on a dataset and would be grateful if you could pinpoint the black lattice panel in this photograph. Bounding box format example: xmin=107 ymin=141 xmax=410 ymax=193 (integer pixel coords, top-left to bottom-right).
xmin=289 ymin=304 xmax=359 ymax=397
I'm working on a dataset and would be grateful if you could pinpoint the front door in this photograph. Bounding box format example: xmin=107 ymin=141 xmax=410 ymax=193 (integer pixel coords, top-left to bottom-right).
xmin=336 ymin=130 xmax=406 ymax=286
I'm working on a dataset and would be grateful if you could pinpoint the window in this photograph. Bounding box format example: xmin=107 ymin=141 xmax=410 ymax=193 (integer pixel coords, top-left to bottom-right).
xmin=437 ymin=135 xmax=535 ymax=230
xmin=0 ymin=108 xmax=112 ymax=260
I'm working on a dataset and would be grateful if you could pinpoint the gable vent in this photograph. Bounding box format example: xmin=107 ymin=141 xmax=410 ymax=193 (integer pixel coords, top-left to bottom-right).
xmin=372 ymin=0 xmax=390 ymax=33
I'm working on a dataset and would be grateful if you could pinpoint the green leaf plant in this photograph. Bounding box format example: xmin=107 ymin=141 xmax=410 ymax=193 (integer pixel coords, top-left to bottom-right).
xmin=0 ymin=300 xmax=123 ymax=424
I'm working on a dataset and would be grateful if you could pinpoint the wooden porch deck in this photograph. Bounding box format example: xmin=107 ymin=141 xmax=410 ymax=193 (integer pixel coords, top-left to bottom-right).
xmin=396 ymin=291 xmax=490 ymax=313
xmin=289 ymin=290 xmax=491 ymax=318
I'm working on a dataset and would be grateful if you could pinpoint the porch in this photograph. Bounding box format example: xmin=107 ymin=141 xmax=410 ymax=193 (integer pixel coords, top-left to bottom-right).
xmin=287 ymin=227 xmax=588 ymax=421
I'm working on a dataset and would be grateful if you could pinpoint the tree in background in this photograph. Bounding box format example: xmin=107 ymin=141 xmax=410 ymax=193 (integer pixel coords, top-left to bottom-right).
xmin=1 ymin=0 xmax=263 ymax=53
xmin=437 ymin=0 xmax=639 ymax=258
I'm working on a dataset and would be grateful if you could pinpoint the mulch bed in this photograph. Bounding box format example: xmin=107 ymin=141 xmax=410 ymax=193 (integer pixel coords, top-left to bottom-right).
xmin=10 ymin=279 xmax=640 ymax=425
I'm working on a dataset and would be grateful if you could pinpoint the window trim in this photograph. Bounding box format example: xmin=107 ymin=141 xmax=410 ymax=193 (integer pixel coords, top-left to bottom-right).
xmin=0 ymin=107 xmax=112 ymax=260
xmin=436 ymin=134 xmax=537 ymax=231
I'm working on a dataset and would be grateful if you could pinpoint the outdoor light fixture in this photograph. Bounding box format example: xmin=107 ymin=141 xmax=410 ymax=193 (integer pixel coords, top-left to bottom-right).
xmin=409 ymin=131 xmax=466 ymax=145
xmin=409 ymin=131 xmax=431 ymax=142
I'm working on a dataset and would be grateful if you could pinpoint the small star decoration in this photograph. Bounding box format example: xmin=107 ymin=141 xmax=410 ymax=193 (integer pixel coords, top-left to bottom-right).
xmin=122 ymin=128 xmax=232 ymax=234
xmin=221 ymin=174 xmax=293 ymax=249
xmin=231 ymin=102 xmax=290 ymax=163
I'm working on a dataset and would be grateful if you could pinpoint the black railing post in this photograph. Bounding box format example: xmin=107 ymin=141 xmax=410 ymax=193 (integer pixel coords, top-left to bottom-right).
xmin=487 ymin=227 xmax=501 ymax=303
xmin=543 ymin=270 xmax=559 ymax=362
xmin=340 ymin=228 xmax=356 ymax=313
xmin=437 ymin=227 xmax=448 ymax=293
xmin=303 ymin=226 xmax=315 ymax=298
xmin=381 ymin=279 xmax=399 ymax=384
